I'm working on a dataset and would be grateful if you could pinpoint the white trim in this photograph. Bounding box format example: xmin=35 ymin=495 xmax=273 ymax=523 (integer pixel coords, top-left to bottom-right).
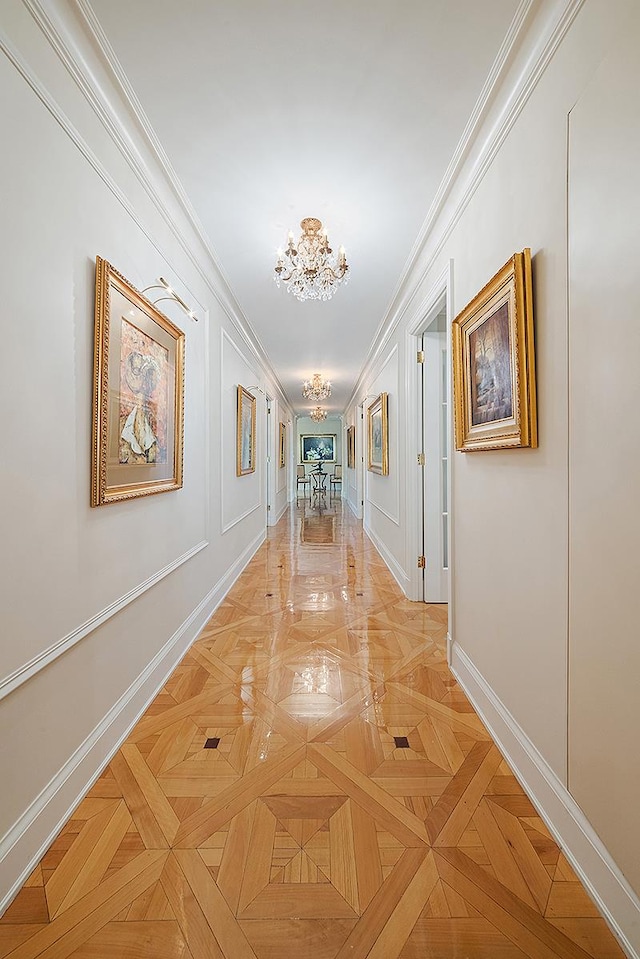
xmin=0 ymin=527 xmax=265 ymax=916
xmin=446 ymin=631 xmax=453 ymax=668
xmin=367 ymin=500 xmax=400 ymax=527
xmin=0 ymin=540 xmax=208 ymax=701
xmin=364 ymin=522 xmax=410 ymax=596
xmin=344 ymin=0 xmax=587 ymax=416
xmin=221 ymin=503 xmax=262 ymax=535
xmin=451 ymin=643 xmax=640 ymax=959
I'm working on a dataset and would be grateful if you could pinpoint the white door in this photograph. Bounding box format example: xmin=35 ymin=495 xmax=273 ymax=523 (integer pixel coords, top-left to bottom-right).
xmin=265 ymin=398 xmax=272 ymax=523
xmin=420 ymin=310 xmax=449 ymax=602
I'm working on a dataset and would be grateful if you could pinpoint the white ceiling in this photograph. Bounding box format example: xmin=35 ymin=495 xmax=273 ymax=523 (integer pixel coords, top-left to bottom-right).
xmin=88 ymin=0 xmax=520 ymax=413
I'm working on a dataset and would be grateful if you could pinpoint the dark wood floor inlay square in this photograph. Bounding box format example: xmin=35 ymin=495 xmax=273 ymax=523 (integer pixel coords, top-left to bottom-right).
xmin=394 ymin=736 xmax=410 ymax=749
xmin=204 ymin=737 xmax=220 ymax=749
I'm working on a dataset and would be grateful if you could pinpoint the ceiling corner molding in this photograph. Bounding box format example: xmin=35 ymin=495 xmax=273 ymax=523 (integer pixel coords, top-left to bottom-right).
xmin=347 ymin=0 xmax=586 ymax=414
xmin=18 ymin=0 xmax=288 ymax=406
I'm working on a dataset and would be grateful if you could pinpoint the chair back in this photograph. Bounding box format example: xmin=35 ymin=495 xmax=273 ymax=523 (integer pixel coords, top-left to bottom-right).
xmin=296 ymin=465 xmax=305 ymax=479
xmin=334 ymin=465 xmax=342 ymax=479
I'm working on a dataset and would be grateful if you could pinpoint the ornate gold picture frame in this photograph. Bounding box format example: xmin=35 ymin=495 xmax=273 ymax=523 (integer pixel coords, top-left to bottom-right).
xmin=91 ymin=256 xmax=185 ymax=506
xmin=347 ymin=425 xmax=356 ymax=469
xmin=236 ymin=385 xmax=256 ymax=475
xmin=367 ymin=392 xmax=389 ymax=475
xmin=279 ymin=422 xmax=286 ymax=468
xmin=452 ymin=248 xmax=537 ymax=451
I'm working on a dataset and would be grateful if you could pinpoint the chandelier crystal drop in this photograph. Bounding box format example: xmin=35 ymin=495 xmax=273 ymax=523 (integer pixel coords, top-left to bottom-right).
xmin=310 ymin=406 xmax=327 ymax=423
xmin=274 ymin=217 xmax=349 ymax=302
xmin=302 ymin=373 xmax=331 ymax=401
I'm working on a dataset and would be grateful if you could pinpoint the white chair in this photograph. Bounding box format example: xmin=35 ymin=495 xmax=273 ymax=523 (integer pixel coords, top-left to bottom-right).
xmin=296 ymin=465 xmax=310 ymax=499
xmin=329 ymin=464 xmax=342 ymax=498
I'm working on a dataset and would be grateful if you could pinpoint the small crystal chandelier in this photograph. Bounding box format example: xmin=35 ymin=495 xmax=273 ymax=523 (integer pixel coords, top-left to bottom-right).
xmin=274 ymin=217 xmax=349 ymax=302
xmin=302 ymin=373 xmax=331 ymax=401
xmin=310 ymin=406 xmax=327 ymax=423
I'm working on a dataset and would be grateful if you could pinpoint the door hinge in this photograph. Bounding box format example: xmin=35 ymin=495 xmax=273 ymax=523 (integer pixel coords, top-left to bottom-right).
xmin=417 ymin=555 xmax=426 ymax=569
xmin=417 ymin=350 xmax=424 ymax=364
xmin=267 ymin=408 xmax=271 ymax=413
xmin=417 ymin=452 xmax=425 ymax=466
xmin=267 ymin=505 xmax=271 ymax=511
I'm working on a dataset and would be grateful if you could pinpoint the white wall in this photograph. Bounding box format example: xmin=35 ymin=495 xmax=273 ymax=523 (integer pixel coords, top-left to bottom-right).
xmin=0 ymin=0 xmax=292 ymax=910
xmin=567 ymin=13 xmax=640 ymax=894
xmin=344 ymin=1 xmax=640 ymax=953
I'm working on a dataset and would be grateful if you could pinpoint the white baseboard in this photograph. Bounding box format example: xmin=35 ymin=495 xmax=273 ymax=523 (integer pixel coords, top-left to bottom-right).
xmin=451 ymin=642 xmax=640 ymax=959
xmin=269 ymin=500 xmax=288 ymax=525
xmin=364 ymin=522 xmax=410 ymax=595
xmin=0 ymin=529 xmax=265 ymax=916
xmin=446 ymin=631 xmax=452 ymax=667
xmin=347 ymin=497 xmax=362 ymax=520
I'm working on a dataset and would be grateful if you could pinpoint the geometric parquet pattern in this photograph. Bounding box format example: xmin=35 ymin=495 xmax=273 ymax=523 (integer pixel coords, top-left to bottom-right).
xmin=0 ymin=502 xmax=625 ymax=958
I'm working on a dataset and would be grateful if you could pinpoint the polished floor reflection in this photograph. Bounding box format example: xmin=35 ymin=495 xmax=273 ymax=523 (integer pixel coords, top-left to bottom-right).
xmin=0 ymin=502 xmax=624 ymax=958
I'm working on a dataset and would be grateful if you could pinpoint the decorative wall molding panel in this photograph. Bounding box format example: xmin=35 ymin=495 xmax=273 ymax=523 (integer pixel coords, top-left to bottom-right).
xmin=0 ymin=540 xmax=208 ymax=702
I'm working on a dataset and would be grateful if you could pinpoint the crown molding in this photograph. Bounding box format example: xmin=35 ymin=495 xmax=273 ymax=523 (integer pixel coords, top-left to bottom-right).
xmin=18 ymin=0 xmax=290 ymax=411
xmin=345 ymin=0 xmax=586 ymax=415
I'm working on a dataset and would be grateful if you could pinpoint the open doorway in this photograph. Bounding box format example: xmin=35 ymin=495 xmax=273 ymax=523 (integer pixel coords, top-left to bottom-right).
xmin=407 ymin=262 xmax=453 ymax=659
xmin=266 ymin=395 xmax=273 ymax=525
xmin=418 ymin=307 xmax=449 ymax=602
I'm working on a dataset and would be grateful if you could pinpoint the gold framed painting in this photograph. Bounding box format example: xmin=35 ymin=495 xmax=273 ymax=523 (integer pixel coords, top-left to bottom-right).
xmin=367 ymin=392 xmax=389 ymax=475
xmin=347 ymin=425 xmax=355 ymax=469
xmin=452 ymin=248 xmax=537 ymax=452
xmin=279 ymin=421 xmax=286 ymax=468
xmin=91 ymin=256 xmax=185 ymax=507
xmin=236 ymin=384 xmax=256 ymax=475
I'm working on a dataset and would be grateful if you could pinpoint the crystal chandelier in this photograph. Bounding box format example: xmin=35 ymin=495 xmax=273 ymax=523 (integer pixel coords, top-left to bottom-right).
xmin=302 ymin=373 xmax=331 ymax=401
xmin=274 ymin=218 xmax=349 ymax=302
xmin=310 ymin=406 xmax=327 ymax=423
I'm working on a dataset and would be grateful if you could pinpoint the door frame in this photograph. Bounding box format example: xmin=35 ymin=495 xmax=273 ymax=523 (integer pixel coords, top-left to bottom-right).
xmin=404 ymin=260 xmax=454 ymax=656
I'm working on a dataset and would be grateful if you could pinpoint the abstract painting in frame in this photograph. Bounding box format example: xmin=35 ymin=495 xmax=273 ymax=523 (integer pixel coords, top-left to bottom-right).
xmin=91 ymin=256 xmax=184 ymax=506
xmin=279 ymin=421 xmax=286 ymax=468
xmin=300 ymin=434 xmax=336 ymax=463
xmin=237 ymin=385 xmax=256 ymax=475
xmin=367 ymin=392 xmax=389 ymax=475
xmin=347 ymin=425 xmax=356 ymax=469
xmin=452 ymin=248 xmax=537 ymax=451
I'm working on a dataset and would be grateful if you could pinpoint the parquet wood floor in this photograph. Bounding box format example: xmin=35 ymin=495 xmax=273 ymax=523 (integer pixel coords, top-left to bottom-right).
xmin=0 ymin=502 xmax=625 ymax=958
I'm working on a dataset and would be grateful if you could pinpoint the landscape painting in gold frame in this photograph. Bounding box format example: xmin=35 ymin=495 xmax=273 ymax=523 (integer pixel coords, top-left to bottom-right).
xmin=367 ymin=392 xmax=389 ymax=475
xmin=452 ymin=248 xmax=537 ymax=452
xmin=347 ymin=425 xmax=355 ymax=469
xmin=91 ymin=256 xmax=184 ymax=507
xmin=236 ymin=385 xmax=256 ymax=475
xmin=279 ymin=421 xmax=286 ymax=468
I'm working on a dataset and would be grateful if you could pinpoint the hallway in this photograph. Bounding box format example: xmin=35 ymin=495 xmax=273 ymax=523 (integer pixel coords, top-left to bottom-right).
xmin=0 ymin=503 xmax=623 ymax=958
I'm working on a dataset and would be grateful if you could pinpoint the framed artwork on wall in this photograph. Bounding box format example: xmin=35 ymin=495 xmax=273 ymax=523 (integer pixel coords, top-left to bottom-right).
xmin=367 ymin=392 xmax=389 ymax=475
xmin=236 ymin=385 xmax=256 ymax=475
xmin=347 ymin=425 xmax=355 ymax=469
xmin=91 ymin=256 xmax=185 ymax=507
xmin=279 ymin=422 xmax=286 ymax=468
xmin=300 ymin=434 xmax=336 ymax=463
xmin=452 ymin=248 xmax=537 ymax=451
